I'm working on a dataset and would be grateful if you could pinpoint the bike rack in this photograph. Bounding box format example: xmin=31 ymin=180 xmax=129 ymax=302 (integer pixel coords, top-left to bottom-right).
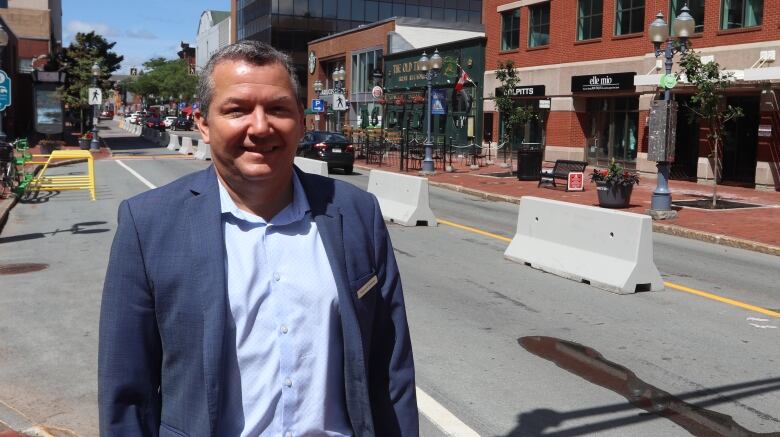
xmin=26 ymin=150 xmax=96 ymax=200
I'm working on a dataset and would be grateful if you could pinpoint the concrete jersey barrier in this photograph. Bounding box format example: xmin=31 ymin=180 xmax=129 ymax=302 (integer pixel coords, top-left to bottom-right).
xmin=293 ymin=157 xmax=328 ymax=176
xmin=179 ymin=136 xmax=195 ymax=155
xmin=367 ymin=169 xmax=437 ymax=227
xmin=194 ymin=141 xmax=212 ymax=160
xmin=167 ymin=134 xmax=181 ymax=151
xmin=503 ymin=196 xmax=663 ymax=294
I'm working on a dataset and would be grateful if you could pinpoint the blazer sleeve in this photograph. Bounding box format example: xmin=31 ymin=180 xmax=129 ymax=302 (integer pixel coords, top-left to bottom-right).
xmin=98 ymin=200 xmax=162 ymax=436
xmin=368 ymin=194 xmax=419 ymax=436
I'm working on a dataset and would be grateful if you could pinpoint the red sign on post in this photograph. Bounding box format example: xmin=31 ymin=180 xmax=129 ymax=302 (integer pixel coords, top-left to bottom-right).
xmin=567 ymin=172 xmax=584 ymax=191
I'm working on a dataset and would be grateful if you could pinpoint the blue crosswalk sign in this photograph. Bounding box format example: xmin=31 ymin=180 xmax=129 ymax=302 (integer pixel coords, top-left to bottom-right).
xmin=312 ymin=99 xmax=324 ymax=113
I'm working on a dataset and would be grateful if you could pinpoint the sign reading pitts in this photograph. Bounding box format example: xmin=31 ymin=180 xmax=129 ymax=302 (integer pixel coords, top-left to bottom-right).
xmin=0 ymin=70 xmax=12 ymax=111
xmin=494 ymin=85 xmax=546 ymax=97
xmin=571 ymin=72 xmax=636 ymax=92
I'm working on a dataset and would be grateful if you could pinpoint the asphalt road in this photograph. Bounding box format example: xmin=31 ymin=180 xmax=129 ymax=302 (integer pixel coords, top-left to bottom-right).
xmin=0 ymin=155 xmax=778 ymax=436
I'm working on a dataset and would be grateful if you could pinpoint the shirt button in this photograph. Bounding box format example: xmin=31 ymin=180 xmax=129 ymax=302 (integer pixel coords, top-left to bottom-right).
xmin=285 ymin=432 xmax=292 ymax=437
xmin=280 ymin=325 xmax=288 ymax=334
xmin=273 ymin=272 xmax=281 ymax=282
xmin=284 ymin=378 xmax=292 ymax=388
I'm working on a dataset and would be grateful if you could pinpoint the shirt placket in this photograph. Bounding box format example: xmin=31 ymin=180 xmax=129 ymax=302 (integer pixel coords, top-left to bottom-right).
xmin=267 ymin=224 xmax=297 ymax=437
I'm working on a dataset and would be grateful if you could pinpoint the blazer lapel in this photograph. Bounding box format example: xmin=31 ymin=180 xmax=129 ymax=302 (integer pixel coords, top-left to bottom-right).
xmin=302 ymin=170 xmax=373 ymax=435
xmin=185 ymin=167 xmax=227 ymax=435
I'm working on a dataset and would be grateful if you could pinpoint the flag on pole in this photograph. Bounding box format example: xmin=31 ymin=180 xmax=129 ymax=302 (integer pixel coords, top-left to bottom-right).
xmin=454 ymin=66 xmax=470 ymax=93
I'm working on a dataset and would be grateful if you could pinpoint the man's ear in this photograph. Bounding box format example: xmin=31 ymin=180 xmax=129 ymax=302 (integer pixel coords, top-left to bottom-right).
xmin=194 ymin=110 xmax=209 ymax=144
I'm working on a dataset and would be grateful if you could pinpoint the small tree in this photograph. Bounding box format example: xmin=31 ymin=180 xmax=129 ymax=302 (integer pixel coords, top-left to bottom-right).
xmin=493 ymin=60 xmax=537 ymax=155
xmin=126 ymin=58 xmax=198 ymax=106
xmin=678 ymin=50 xmax=742 ymax=207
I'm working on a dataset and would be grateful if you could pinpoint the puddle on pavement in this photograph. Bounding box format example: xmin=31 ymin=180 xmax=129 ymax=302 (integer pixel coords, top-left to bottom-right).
xmin=519 ymin=336 xmax=780 ymax=436
xmin=0 ymin=263 xmax=48 ymax=275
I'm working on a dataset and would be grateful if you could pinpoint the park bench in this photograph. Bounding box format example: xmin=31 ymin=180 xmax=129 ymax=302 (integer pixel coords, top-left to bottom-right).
xmin=538 ymin=159 xmax=588 ymax=191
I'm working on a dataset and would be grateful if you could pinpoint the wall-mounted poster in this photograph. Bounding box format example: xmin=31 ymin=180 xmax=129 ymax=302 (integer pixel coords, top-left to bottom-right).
xmin=35 ymin=85 xmax=64 ymax=134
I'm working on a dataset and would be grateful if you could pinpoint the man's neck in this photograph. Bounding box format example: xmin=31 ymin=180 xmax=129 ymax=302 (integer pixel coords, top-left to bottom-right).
xmin=217 ymin=170 xmax=294 ymax=221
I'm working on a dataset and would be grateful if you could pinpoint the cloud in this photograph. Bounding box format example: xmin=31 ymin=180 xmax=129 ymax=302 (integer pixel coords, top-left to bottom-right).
xmin=125 ymin=29 xmax=158 ymax=40
xmin=65 ymin=20 xmax=117 ymax=37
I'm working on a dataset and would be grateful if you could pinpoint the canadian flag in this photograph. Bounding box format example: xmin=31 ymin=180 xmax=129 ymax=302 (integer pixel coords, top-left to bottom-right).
xmin=454 ymin=67 xmax=470 ymax=93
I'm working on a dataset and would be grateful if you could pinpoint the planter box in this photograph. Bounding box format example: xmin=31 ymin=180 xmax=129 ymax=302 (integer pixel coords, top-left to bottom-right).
xmin=595 ymin=181 xmax=634 ymax=208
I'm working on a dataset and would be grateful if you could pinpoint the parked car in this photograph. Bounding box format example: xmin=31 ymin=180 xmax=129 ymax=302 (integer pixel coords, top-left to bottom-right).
xmin=144 ymin=116 xmax=165 ymax=131
xmin=173 ymin=116 xmax=193 ymax=131
xmin=163 ymin=116 xmax=178 ymax=129
xmin=100 ymin=110 xmax=114 ymax=119
xmin=297 ymin=131 xmax=354 ymax=174
xmin=126 ymin=112 xmax=140 ymax=124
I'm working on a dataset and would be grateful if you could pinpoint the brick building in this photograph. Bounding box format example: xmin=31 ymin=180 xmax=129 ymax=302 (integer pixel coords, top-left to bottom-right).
xmin=483 ymin=0 xmax=780 ymax=190
xmin=306 ymin=17 xmax=483 ymax=137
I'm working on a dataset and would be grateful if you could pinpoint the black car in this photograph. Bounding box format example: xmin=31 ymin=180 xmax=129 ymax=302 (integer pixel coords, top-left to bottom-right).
xmin=297 ymin=131 xmax=354 ymax=174
xmin=173 ymin=117 xmax=193 ymax=131
xmin=144 ymin=116 xmax=165 ymax=131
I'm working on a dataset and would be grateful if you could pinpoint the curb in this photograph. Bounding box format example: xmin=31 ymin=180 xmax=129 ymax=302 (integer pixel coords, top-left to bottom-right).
xmin=355 ymin=164 xmax=780 ymax=257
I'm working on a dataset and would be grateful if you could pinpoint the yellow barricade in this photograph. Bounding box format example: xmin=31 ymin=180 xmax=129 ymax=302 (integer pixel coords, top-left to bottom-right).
xmin=28 ymin=150 xmax=96 ymax=200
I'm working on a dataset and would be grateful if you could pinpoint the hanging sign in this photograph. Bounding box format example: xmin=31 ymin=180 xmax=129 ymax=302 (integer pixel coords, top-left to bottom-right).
xmin=372 ymin=86 xmax=383 ymax=99
xmin=431 ymin=89 xmax=447 ymax=115
xmin=660 ymin=74 xmax=678 ymax=89
xmin=0 ymin=70 xmax=12 ymax=111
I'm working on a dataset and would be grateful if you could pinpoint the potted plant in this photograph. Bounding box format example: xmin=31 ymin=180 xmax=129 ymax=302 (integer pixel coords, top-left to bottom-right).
xmin=590 ymin=158 xmax=640 ymax=208
xmin=78 ymin=132 xmax=93 ymax=150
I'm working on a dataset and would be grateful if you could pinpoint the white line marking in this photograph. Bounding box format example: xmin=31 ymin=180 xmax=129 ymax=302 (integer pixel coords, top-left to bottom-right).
xmin=417 ymin=387 xmax=481 ymax=436
xmin=747 ymin=317 xmax=770 ymax=322
xmin=748 ymin=323 xmax=778 ymax=329
xmin=116 ymin=160 xmax=157 ymax=189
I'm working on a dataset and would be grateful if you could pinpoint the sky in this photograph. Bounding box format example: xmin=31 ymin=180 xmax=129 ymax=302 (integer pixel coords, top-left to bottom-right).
xmin=62 ymin=0 xmax=229 ymax=74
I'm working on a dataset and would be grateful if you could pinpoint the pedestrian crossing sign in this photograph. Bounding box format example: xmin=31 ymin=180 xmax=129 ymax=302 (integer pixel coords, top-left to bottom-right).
xmin=332 ymin=93 xmax=348 ymax=111
xmin=88 ymin=87 xmax=102 ymax=105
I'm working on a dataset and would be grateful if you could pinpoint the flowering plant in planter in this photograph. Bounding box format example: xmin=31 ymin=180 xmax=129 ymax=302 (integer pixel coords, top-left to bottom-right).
xmin=80 ymin=132 xmax=94 ymax=140
xmin=590 ymin=158 xmax=640 ymax=187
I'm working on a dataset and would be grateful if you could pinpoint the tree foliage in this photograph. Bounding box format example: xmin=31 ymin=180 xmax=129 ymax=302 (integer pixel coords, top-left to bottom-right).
xmin=678 ymin=50 xmax=743 ymax=206
xmin=57 ymin=32 xmax=123 ymax=110
xmin=493 ymin=60 xmax=537 ymax=146
xmin=125 ymin=58 xmax=198 ymax=103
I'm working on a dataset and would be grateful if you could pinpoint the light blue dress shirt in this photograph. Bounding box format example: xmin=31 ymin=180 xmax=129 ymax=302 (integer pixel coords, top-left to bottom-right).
xmin=216 ymin=172 xmax=352 ymax=437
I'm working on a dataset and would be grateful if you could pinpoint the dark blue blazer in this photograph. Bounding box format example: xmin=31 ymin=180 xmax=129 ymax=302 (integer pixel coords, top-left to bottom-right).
xmin=99 ymin=166 xmax=418 ymax=436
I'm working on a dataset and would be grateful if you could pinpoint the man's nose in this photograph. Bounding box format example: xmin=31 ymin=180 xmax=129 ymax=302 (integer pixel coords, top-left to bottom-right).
xmin=247 ymin=107 xmax=271 ymax=136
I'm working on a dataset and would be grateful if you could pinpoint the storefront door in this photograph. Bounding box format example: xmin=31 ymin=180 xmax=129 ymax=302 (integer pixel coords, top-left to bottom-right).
xmin=671 ymin=96 xmax=699 ymax=181
xmin=586 ymin=97 xmax=639 ymax=168
xmin=722 ymin=96 xmax=759 ymax=184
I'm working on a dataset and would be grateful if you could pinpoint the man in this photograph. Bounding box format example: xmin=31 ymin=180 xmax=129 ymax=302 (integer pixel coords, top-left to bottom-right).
xmin=99 ymin=41 xmax=418 ymax=436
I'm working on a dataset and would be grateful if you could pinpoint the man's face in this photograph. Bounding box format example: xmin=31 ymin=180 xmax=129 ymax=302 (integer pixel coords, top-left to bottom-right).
xmin=196 ymin=60 xmax=304 ymax=186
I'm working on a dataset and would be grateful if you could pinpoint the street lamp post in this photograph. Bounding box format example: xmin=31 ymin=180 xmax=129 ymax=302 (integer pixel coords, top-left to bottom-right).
xmin=417 ymin=49 xmax=443 ymax=175
xmin=313 ymin=79 xmax=323 ymax=130
xmin=0 ymin=23 xmax=8 ymax=141
xmin=90 ymin=62 xmax=101 ymax=152
xmin=647 ymin=6 xmax=694 ymax=219
xmin=331 ymin=66 xmax=346 ymax=132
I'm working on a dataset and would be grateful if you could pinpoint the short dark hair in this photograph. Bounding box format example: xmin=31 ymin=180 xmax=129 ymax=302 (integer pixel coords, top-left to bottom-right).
xmin=197 ymin=40 xmax=301 ymax=120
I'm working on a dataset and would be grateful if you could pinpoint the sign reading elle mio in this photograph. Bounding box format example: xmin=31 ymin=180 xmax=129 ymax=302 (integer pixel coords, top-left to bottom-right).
xmin=571 ymin=72 xmax=636 ymax=92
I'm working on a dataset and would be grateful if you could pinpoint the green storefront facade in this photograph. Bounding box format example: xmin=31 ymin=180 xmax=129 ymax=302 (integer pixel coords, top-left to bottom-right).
xmin=382 ymin=37 xmax=485 ymax=147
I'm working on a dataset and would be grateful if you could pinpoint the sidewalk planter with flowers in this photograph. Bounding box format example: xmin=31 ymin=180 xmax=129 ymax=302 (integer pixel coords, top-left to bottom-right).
xmin=590 ymin=159 xmax=640 ymax=208
xmin=79 ymin=132 xmax=93 ymax=150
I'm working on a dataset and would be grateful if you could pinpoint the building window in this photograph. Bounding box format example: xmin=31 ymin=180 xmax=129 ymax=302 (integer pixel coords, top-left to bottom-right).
xmin=351 ymin=49 xmax=382 ymax=94
xmin=720 ymin=0 xmax=762 ymax=29
xmin=528 ymin=3 xmax=550 ymax=47
xmin=577 ymin=0 xmax=603 ymax=40
xmin=614 ymin=0 xmax=644 ymax=35
xmin=501 ymin=9 xmax=520 ymax=50
xmin=671 ymin=0 xmax=704 ymax=33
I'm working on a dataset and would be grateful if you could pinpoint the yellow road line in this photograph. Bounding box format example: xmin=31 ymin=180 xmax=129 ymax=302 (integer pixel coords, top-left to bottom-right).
xmin=664 ymin=282 xmax=780 ymax=318
xmin=438 ymin=218 xmax=780 ymax=318
xmin=438 ymin=219 xmax=513 ymax=242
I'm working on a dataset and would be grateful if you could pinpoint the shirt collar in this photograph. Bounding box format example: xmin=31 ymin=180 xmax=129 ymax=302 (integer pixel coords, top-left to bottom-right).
xmin=217 ymin=170 xmax=310 ymax=226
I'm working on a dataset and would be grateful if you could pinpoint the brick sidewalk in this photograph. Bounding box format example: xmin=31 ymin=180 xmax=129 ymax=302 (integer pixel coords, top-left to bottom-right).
xmin=355 ymin=154 xmax=780 ymax=255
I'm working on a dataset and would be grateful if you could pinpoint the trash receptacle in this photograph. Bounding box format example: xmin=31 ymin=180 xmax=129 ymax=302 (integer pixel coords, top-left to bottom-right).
xmin=517 ymin=142 xmax=543 ymax=180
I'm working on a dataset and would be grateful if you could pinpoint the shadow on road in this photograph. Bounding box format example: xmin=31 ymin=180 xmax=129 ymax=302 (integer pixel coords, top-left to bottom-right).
xmin=500 ymin=336 xmax=780 ymax=436
xmin=0 ymin=221 xmax=110 ymax=244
